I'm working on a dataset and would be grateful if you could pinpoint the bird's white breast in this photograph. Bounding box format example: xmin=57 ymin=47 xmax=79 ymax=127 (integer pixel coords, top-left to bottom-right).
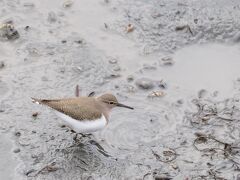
xmin=55 ymin=111 xmax=107 ymax=133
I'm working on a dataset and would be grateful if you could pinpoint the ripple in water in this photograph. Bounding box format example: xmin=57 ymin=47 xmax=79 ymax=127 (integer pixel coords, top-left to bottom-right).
xmin=96 ymin=100 xmax=180 ymax=159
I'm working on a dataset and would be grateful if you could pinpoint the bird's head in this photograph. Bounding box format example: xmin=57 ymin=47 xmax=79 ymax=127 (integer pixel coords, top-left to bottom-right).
xmin=97 ymin=93 xmax=134 ymax=110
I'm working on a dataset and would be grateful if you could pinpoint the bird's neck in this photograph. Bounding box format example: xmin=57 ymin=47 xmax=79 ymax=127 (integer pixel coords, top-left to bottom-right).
xmin=95 ymin=99 xmax=111 ymax=122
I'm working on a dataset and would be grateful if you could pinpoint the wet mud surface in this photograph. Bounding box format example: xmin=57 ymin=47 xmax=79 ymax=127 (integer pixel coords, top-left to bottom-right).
xmin=1 ymin=0 xmax=240 ymax=180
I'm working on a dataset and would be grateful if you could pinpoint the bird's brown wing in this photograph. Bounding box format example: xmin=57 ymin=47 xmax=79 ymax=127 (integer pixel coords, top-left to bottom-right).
xmin=32 ymin=98 xmax=102 ymax=121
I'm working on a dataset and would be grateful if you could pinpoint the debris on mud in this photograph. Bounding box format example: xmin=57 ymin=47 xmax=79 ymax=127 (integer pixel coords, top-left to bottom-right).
xmin=148 ymin=91 xmax=165 ymax=98
xmin=142 ymin=63 xmax=157 ymax=70
xmin=157 ymin=80 xmax=167 ymax=89
xmin=13 ymin=148 xmax=21 ymax=153
xmin=159 ymin=56 xmax=174 ymax=66
xmin=126 ymin=24 xmax=134 ymax=33
xmin=175 ymin=25 xmax=193 ymax=35
xmin=63 ymin=0 xmax=73 ymax=8
xmin=36 ymin=162 xmax=59 ymax=175
xmin=14 ymin=131 xmax=21 ymax=137
xmin=151 ymin=148 xmax=177 ymax=163
xmin=0 ymin=21 xmax=20 ymax=40
xmin=32 ymin=112 xmax=39 ymax=117
xmin=108 ymin=57 xmax=118 ymax=64
xmin=48 ymin=12 xmax=57 ymax=23
xmin=0 ymin=61 xmax=5 ymax=69
xmin=127 ymin=75 xmax=134 ymax=82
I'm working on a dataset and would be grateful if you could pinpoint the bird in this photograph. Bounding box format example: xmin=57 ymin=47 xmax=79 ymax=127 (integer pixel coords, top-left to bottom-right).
xmin=31 ymin=93 xmax=134 ymax=134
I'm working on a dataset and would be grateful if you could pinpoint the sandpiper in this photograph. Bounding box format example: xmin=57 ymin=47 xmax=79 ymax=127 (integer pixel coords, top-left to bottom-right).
xmin=31 ymin=93 xmax=134 ymax=134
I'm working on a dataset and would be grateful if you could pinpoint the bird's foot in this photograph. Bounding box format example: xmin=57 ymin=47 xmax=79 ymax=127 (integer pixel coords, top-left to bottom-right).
xmin=73 ymin=133 xmax=92 ymax=142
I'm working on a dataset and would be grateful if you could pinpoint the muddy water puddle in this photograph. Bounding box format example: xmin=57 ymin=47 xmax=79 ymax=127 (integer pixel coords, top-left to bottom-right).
xmin=1 ymin=42 xmax=240 ymax=179
xmin=0 ymin=0 xmax=240 ymax=179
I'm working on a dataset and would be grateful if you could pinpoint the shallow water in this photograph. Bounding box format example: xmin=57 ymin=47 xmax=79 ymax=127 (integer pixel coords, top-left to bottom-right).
xmin=1 ymin=0 xmax=240 ymax=179
xmin=0 ymin=134 xmax=21 ymax=180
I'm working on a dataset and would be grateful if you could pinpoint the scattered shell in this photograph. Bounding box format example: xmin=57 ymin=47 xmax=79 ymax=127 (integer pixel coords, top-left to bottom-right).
xmin=148 ymin=91 xmax=165 ymax=98
xmin=126 ymin=24 xmax=134 ymax=33
xmin=63 ymin=0 xmax=73 ymax=8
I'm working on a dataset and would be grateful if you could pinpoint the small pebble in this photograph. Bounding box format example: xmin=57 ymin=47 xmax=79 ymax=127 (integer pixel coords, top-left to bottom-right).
xmin=198 ymin=89 xmax=207 ymax=98
xmin=48 ymin=12 xmax=57 ymax=23
xmin=32 ymin=112 xmax=39 ymax=117
xmin=142 ymin=63 xmax=157 ymax=70
xmin=23 ymin=3 xmax=35 ymax=8
xmin=157 ymin=80 xmax=167 ymax=89
xmin=160 ymin=56 xmax=174 ymax=66
xmin=50 ymin=136 xmax=55 ymax=140
xmin=111 ymin=73 xmax=121 ymax=78
xmin=113 ymin=65 xmax=121 ymax=71
xmin=127 ymin=75 xmax=134 ymax=82
xmin=177 ymin=99 xmax=184 ymax=104
xmin=0 ymin=61 xmax=5 ymax=69
xmin=61 ymin=40 xmax=67 ymax=43
xmin=63 ymin=0 xmax=73 ymax=8
xmin=135 ymin=78 xmax=154 ymax=90
xmin=25 ymin=169 xmax=35 ymax=176
xmin=24 ymin=26 xmax=30 ymax=31
xmin=13 ymin=148 xmax=20 ymax=153
xmin=75 ymin=40 xmax=83 ymax=44
xmin=15 ymin=131 xmax=21 ymax=137
xmin=108 ymin=58 xmax=118 ymax=64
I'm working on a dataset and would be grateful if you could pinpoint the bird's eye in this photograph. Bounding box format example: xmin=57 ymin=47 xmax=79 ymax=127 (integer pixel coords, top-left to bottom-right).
xmin=109 ymin=101 xmax=114 ymax=104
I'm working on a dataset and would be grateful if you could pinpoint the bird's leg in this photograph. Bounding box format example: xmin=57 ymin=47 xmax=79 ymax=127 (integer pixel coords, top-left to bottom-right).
xmin=80 ymin=133 xmax=92 ymax=137
xmin=72 ymin=132 xmax=92 ymax=142
xmin=75 ymin=85 xmax=80 ymax=97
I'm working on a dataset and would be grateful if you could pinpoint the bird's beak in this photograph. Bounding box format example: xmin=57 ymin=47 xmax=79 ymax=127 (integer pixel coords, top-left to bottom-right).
xmin=116 ymin=103 xmax=134 ymax=110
